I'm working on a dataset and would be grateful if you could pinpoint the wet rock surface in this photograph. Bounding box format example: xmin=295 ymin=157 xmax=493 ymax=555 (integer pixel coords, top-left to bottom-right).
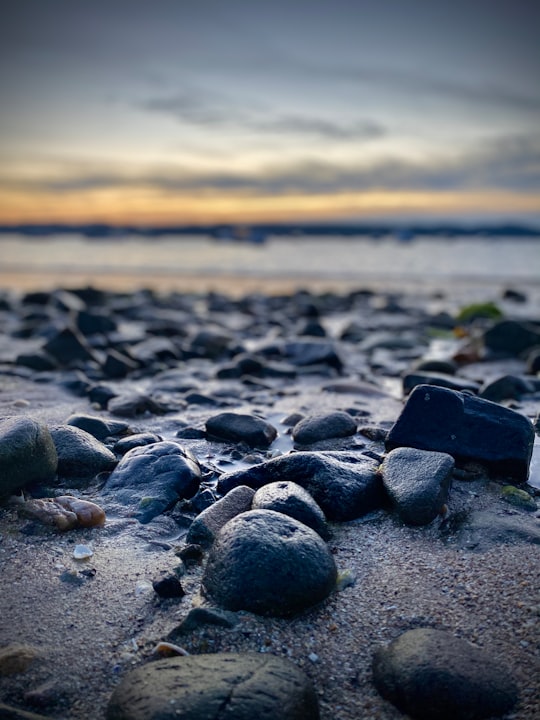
xmin=0 ymin=283 xmax=539 ymax=720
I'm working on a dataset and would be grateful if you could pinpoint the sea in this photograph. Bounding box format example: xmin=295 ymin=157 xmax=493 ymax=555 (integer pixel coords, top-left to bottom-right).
xmin=0 ymin=233 xmax=539 ymax=298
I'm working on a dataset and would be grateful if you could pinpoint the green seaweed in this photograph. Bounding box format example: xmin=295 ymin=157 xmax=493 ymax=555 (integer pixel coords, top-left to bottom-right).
xmin=455 ymin=301 xmax=503 ymax=323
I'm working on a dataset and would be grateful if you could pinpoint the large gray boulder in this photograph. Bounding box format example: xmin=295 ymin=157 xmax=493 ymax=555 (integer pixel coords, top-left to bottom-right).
xmin=373 ymin=628 xmax=518 ymax=720
xmin=101 ymin=441 xmax=201 ymax=523
xmin=0 ymin=417 xmax=57 ymax=497
xmin=106 ymin=653 xmax=320 ymax=720
xmin=202 ymin=510 xmax=337 ymax=617
xmin=385 ymin=384 xmax=534 ymax=482
xmin=381 ymin=447 xmax=454 ymax=525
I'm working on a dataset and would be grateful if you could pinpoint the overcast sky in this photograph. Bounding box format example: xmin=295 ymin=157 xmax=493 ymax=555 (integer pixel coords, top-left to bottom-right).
xmin=1 ymin=0 xmax=539 ymax=224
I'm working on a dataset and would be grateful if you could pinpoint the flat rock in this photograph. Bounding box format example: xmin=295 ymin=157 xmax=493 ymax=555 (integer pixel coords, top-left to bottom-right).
xmin=186 ymin=485 xmax=255 ymax=548
xmin=65 ymin=413 xmax=130 ymax=441
xmin=206 ymin=412 xmax=277 ymax=448
xmin=50 ymin=425 xmax=117 ymax=478
xmin=402 ymin=371 xmax=480 ymax=395
xmin=483 ymin=319 xmax=540 ymax=355
xmin=218 ymin=451 xmax=384 ymax=521
xmin=373 ymin=628 xmax=518 ymax=720
xmin=386 ymin=384 xmax=534 ymax=482
xmin=292 ymin=410 xmax=357 ymax=444
xmin=478 ymin=374 xmax=536 ymax=402
xmin=0 ymin=416 xmax=57 ymax=497
xmin=252 ymin=481 xmax=329 ymax=539
xmin=381 ymin=447 xmax=454 ymax=525
xmin=106 ymin=653 xmax=320 ymax=720
xmin=101 ymin=441 xmax=201 ymax=523
xmin=202 ymin=510 xmax=337 ymax=616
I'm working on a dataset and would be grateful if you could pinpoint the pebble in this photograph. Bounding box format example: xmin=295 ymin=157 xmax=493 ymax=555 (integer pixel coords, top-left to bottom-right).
xmin=73 ymin=544 xmax=93 ymax=560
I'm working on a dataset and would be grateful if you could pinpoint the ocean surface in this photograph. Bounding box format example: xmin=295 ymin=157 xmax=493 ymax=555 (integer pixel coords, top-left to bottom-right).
xmin=1 ymin=233 xmax=539 ymax=295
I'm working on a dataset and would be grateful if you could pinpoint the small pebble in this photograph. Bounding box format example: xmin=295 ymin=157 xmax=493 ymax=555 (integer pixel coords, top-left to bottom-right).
xmin=73 ymin=544 xmax=93 ymax=560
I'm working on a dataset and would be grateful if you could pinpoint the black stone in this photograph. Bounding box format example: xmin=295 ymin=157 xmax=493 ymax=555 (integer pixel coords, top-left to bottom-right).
xmin=206 ymin=412 xmax=277 ymax=448
xmin=292 ymin=411 xmax=357 ymax=444
xmin=152 ymin=576 xmax=185 ymax=599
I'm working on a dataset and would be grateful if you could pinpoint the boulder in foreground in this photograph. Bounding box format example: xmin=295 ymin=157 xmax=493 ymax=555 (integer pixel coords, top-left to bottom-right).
xmin=107 ymin=653 xmax=320 ymax=720
xmin=0 ymin=417 xmax=58 ymax=497
xmin=202 ymin=509 xmax=337 ymax=617
xmin=385 ymin=384 xmax=534 ymax=482
xmin=373 ymin=627 xmax=518 ymax=720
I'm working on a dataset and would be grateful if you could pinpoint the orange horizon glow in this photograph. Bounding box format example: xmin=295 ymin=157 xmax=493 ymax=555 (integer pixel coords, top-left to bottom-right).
xmin=1 ymin=187 xmax=539 ymax=225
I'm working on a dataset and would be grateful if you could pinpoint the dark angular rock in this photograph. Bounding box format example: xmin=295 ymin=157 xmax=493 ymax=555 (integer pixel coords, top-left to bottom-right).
xmin=386 ymin=384 xmax=534 ymax=482
xmin=292 ymin=411 xmax=357 ymax=445
xmin=50 ymin=425 xmax=117 ymax=479
xmin=478 ymin=374 xmax=536 ymax=402
xmin=483 ymin=319 xmax=540 ymax=356
xmin=106 ymin=653 xmax=320 ymax=720
xmin=66 ymin=414 xmax=130 ymax=441
xmin=283 ymin=339 xmax=343 ymax=372
xmin=372 ymin=628 xmax=518 ymax=720
xmin=206 ymin=412 xmax=277 ymax=448
xmin=0 ymin=417 xmax=57 ymax=497
xmin=168 ymin=607 xmax=238 ymax=637
xmin=202 ymin=510 xmax=337 ymax=616
xmin=402 ymin=371 xmax=480 ymax=395
xmin=189 ymin=327 xmax=233 ymax=359
xmin=101 ymin=441 xmax=201 ymax=523
xmin=15 ymin=352 xmax=58 ymax=372
xmin=218 ymin=451 xmax=384 ymax=521
xmin=381 ymin=447 xmax=454 ymax=525
xmin=252 ymin=481 xmax=329 ymax=539
xmin=43 ymin=326 xmax=100 ymax=366
xmin=152 ymin=575 xmax=185 ymax=599
xmin=108 ymin=393 xmax=169 ymax=418
xmin=76 ymin=309 xmax=117 ymax=335
xmin=186 ymin=485 xmax=255 ymax=548
xmin=102 ymin=350 xmax=139 ymax=378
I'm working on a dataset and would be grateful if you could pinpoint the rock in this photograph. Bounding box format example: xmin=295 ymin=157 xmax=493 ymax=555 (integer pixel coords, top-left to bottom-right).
xmin=20 ymin=495 xmax=105 ymax=530
xmin=50 ymin=425 xmax=117 ymax=478
xmin=42 ymin=325 xmax=100 ymax=366
xmin=65 ymin=414 xmax=130 ymax=441
xmin=76 ymin=309 xmax=117 ymax=335
xmin=206 ymin=412 xmax=277 ymax=448
xmin=102 ymin=349 xmax=139 ymax=378
xmin=175 ymin=544 xmax=204 ymax=567
xmin=218 ymin=452 xmax=384 ymax=521
xmin=108 ymin=393 xmax=170 ymax=418
xmin=168 ymin=607 xmax=239 ymax=637
xmin=454 ymin=509 xmax=540 ymax=550
xmin=483 ymin=319 xmax=540 ymax=356
xmin=152 ymin=575 xmax=185 ymax=599
xmin=402 ymin=371 xmax=480 ymax=395
xmin=500 ymin=485 xmax=537 ymax=510
xmin=372 ymin=628 xmax=518 ymax=720
xmin=292 ymin=411 xmax=357 ymax=444
xmin=202 ymin=510 xmax=337 ymax=616
xmin=479 ymin=374 xmax=536 ymax=402
xmin=0 ymin=643 xmax=39 ymax=676
xmin=114 ymin=432 xmax=163 ymax=454
xmin=386 ymin=384 xmax=534 ymax=482
xmin=412 ymin=358 xmax=457 ymax=375
xmin=101 ymin=441 xmax=201 ymax=523
xmin=106 ymin=653 xmax=320 ymax=720
xmin=252 ymin=481 xmax=329 ymax=539
xmin=186 ymin=485 xmax=255 ymax=548
xmin=381 ymin=447 xmax=454 ymax=525
xmin=0 ymin=417 xmax=57 ymax=497
xmin=15 ymin=351 xmax=58 ymax=371
xmin=189 ymin=327 xmax=234 ymax=359
xmin=282 ymin=339 xmax=343 ymax=372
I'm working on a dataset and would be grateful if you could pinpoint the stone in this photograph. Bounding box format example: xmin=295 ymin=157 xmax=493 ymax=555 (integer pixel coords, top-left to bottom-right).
xmin=252 ymin=481 xmax=329 ymax=539
xmin=65 ymin=413 xmax=130 ymax=441
xmin=42 ymin=325 xmax=100 ymax=366
xmin=0 ymin=643 xmax=39 ymax=676
xmin=152 ymin=575 xmax=185 ymax=599
xmin=21 ymin=495 xmax=105 ymax=530
xmin=76 ymin=309 xmax=117 ymax=335
xmin=479 ymin=374 xmax=536 ymax=402
xmin=114 ymin=432 xmax=163 ymax=454
xmin=101 ymin=441 xmax=201 ymax=523
xmin=292 ymin=411 xmax=357 ymax=444
xmin=402 ymin=371 xmax=480 ymax=395
xmin=108 ymin=393 xmax=169 ymax=418
xmin=372 ymin=628 xmax=518 ymax=720
xmin=202 ymin=510 xmax=337 ymax=617
xmin=0 ymin=416 xmax=57 ymax=497
xmin=206 ymin=412 xmax=277 ymax=448
xmin=385 ymin=384 xmax=534 ymax=482
xmin=106 ymin=653 xmax=320 ymax=720
xmin=186 ymin=485 xmax=255 ymax=548
xmin=381 ymin=447 xmax=454 ymax=525
xmin=455 ymin=509 xmax=540 ymax=550
xmin=500 ymin=485 xmax=537 ymax=510
xmin=168 ymin=607 xmax=239 ymax=637
xmin=102 ymin=350 xmax=139 ymax=378
xmin=483 ymin=319 xmax=540 ymax=355
xmin=282 ymin=339 xmax=343 ymax=372
xmin=218 ymin=452 xmax=384 ymax=521
xmin=50 ymin=425 xmax=117 ymax=478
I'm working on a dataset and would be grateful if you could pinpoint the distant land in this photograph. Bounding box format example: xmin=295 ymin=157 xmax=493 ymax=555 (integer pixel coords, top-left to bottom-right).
xmin=0 ymin=222 xmax=539 ymax=240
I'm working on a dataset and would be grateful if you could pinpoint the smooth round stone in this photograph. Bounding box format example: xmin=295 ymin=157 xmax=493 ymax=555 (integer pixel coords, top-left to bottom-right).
xmin=202 ymin=509 xmax=337 ymax=617
xmin=0 ymin=416 xmax=58 ymax=496
xmin=373 ymin=628 xmax=518 ymax=720
xmin=292 ymin=411 xmax=357 ymax=444
xmin=106 ymin=653 xmax=320 ymax=720
xmin=50 ymin=425 xmax=117 ymax=479
xmin=252 ymin=481 xmax=329 ymax=539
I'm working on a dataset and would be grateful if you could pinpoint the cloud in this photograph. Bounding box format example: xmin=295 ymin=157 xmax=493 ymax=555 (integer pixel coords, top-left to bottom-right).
xmin=4 ymin=134 xmax=539 ymax=196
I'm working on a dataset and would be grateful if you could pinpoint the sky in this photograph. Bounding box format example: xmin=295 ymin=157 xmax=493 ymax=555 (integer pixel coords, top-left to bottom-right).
xmin=0 ymin=0 xmax=539 ymax=226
